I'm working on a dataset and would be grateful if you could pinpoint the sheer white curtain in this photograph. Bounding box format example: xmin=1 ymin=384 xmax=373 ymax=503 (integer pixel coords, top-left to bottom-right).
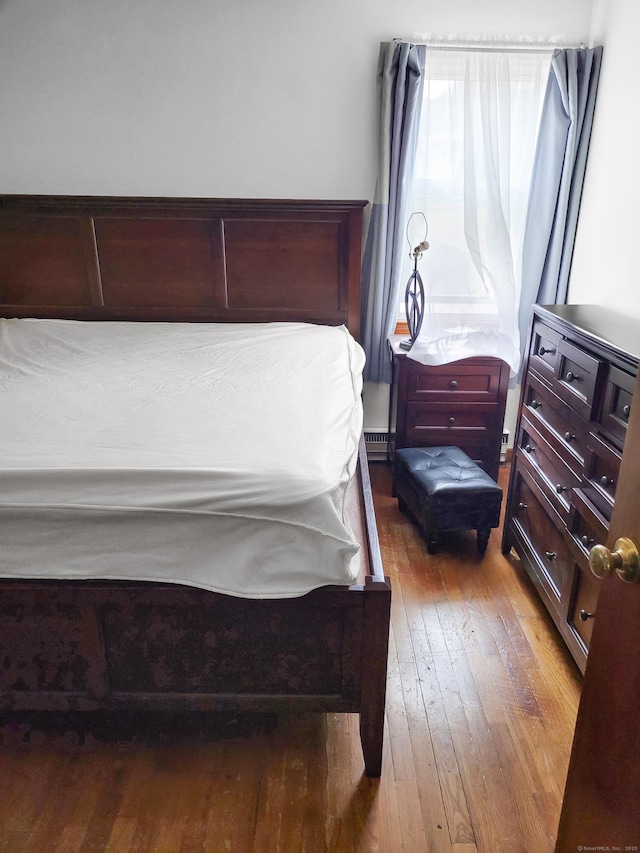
xmin=405 ymin=48 xmax=551 ymax=375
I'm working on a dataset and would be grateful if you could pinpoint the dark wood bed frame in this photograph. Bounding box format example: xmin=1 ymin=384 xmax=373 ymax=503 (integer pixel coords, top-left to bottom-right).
xmin=0 ymin=194 xmax=391 ymax=777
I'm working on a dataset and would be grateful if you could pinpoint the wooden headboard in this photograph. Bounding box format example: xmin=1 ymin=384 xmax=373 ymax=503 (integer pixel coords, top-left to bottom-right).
xmin=0 ymin=195 xmax=367 ymax=338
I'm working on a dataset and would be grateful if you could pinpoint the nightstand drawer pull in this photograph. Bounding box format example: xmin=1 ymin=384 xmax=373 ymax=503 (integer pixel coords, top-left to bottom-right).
xmin=579 ymin=609 xmax=594 ymax=622
xmin=581 ymin=535 xmax=594 ymax=548
xmin=517 ymin=502 xmax=528 ymax=511
xmin=565 ymin=371 xmax=581 ymax=383
xmin=600 ymin=475 xmax=615 ymax=488
xmin=623 ymin=404 xmax=631 ymax=417
xmin=564 ymin=431 xmax=576 ymax=443
xmin=538 ymin=345 xmax=555 ymax=356
xmin=530 ymin=399 xmax=542 ymax=409
xmin=545 ymin=551 xmax=557 ymax=560
xmin=449 ymin=380 xmax=458 ymax=389
xmin=525 ymin=444 xmax=534 ymax=453
xmin=448 ymin=417 xmax=456 ymax=425
xmin=555 ymin=484 xmax=567 ymax=494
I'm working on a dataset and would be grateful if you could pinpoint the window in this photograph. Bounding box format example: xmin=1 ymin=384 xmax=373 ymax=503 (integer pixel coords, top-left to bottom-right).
xmin=401 ymin=48 xmax=551 ymax=373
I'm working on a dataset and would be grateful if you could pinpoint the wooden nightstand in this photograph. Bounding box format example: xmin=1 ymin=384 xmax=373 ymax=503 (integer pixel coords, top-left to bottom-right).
xmin=388 ymin=336 xmax=509 ymax=482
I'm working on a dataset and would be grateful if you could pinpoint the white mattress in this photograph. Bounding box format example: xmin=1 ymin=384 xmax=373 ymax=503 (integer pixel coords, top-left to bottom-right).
xmin=0 ymin=318 xmax=365 ymax=598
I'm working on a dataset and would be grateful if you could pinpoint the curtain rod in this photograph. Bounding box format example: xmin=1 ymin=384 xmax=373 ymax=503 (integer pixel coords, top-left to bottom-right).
xmin=394 ymin=35 xmax=586 ymax=53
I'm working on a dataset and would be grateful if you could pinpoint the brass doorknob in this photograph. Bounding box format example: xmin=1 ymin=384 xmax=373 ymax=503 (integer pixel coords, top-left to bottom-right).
xmin=589 ymin=537 xmax=640 ymax=583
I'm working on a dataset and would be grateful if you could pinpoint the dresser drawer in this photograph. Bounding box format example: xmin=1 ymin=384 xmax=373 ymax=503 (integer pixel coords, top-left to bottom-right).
xmin=569 ymin=487 xmax=609 ymax=558
xmin=404 ymin=358 xmax=504 ymax=403
xmin=522 ymin=372 xmax=588 ymax=476
xmin=552 ymin=338 xmax=605 ymax=419
xmin=598 ymin=364 xmax=634 ymax=450
xmin=510 ymin=472 xmax=574 ymax=605
xmin=518 ymin=419 xmax=581 ymax=521
xmin=529 ymin=319 xmax=561 ymax=380
xmin=581 ymin=432 xmax=622 ymax=522
xmin=568 ymin=566 xmax=601 ymax=653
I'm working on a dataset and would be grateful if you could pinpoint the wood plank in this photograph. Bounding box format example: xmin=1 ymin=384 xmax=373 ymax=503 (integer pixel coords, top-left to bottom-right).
xmin=399 ymin=660 xmax=455 ymax=853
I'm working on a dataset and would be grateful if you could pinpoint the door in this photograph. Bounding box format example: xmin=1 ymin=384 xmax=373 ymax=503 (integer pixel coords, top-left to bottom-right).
xmin=555 ymin=368 xmax=640 ymax=850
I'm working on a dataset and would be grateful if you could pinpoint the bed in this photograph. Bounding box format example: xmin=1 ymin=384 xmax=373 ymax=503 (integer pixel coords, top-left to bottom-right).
xmin=0 ymin=194 xmax=390 ymax=777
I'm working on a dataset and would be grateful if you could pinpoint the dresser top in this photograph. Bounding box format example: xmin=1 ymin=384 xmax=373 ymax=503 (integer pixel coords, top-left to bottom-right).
xmin=535 ymin=304 xmax=640 ymax=366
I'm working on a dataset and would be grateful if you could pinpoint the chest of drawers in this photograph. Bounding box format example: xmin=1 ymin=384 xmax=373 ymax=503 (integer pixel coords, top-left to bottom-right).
xmin=502 ymin=305 xmax=639 ymax=672
xmin=388 ymin=336 xmax=510 ymax=482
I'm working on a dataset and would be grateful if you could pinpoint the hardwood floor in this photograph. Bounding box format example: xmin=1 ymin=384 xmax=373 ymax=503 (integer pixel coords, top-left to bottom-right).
xmin=0 ymin=462 xmax=582 ymax=853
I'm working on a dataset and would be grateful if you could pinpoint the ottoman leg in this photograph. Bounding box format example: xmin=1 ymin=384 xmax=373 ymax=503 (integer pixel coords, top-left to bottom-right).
xmin=477 ymin=528 xmax=491 ymax=556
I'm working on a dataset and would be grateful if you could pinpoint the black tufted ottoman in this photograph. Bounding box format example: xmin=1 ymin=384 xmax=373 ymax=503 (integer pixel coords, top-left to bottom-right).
xmin=392 ymin=446 xmax=502 ymax=556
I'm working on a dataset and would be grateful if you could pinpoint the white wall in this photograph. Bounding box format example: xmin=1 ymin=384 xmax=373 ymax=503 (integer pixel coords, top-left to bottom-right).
xmin=0 ymin=0 xmax=593 ymax=200
xmin=0 ymin=0 xmax=595 ymax=432
xmin=568 ymin=0 xmax=640 ymax=321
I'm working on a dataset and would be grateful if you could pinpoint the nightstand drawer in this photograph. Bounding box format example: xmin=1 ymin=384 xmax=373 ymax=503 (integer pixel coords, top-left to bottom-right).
xmin=404 ymin=358 xmax=504 ymax=403
xmin=406 ymin=402 xmax=495 ymax=436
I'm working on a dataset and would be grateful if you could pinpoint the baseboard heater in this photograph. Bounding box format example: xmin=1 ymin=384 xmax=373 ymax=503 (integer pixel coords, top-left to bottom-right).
xmin=364 ymin=431 xmax=391 ymax=461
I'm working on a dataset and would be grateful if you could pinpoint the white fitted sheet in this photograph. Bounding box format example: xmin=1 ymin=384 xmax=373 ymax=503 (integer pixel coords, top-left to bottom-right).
xmin=0 ymin=319 xmax=365 ymax=598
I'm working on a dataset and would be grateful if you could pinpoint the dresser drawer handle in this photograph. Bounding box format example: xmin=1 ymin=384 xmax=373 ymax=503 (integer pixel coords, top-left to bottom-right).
xmin=530 ymin=399 xmax=542 ymax=409
xmin=600 ymin=475 xmax=615 ymax=488
xmin=579 ymin=609 xmax=595 ymax=622
xmin=545 ymin=551 xmax=557 ymax=560
xmin=580 ymin=535 xmax=594 ymax=548
xmin=449 ymin=380 xmax=458 ymax=389
xmin=564 ymin=431 xmax=576 ymax=443
xmin=538 ymin=345 xmax=554 ymax=356
xmin=517 ymin=502 xmax=528 ymax=511
xmin=448 ymin=417 xmax=456 ymax=425
xmin=565 ymin=371 xmax=581 ymax=383
xmin=623 ymin=404 xmax=631 ymax=418
xmin=524 ymin=444 xmax=534 ymax=453
xmin=555 ymin=484 xmax=567 ymax=494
